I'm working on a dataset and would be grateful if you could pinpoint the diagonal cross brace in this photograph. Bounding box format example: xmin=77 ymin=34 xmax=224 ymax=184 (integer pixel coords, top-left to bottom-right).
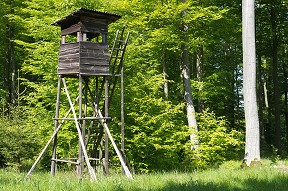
xmin=85 ymin=83 xmax=133 ymax=179
xmin=26 ymin=95 xmax=80 ymax=178
xmin=62 ymin=78 xmax=97 ymax=181
xmin=96 ymin=110 xmax=133 ymax=179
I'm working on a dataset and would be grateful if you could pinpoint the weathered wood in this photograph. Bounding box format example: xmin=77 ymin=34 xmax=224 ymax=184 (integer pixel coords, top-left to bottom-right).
xmin=58 ymin=68 xmax=80 ymax=75
xmin=61 ymin=24 xmax=81 ymax=36
xmin=51 ymin=76 xmax=61 ymax=176
xmin=58 ymin=64 xmax=79 ymax=69
xmin=58 ymin=59 xmax=79 ymax=66
xmin=80 ymin=16 xmax=108 ymax=25
xmin=121 ymin=66 xmax=125 ymax=174
xmin=80 ymin=68 xmax=109 ymax=74
xmin=77 ymin=32 xmax=82 ymax=42
xmin=80 ymin=41 xmax=108 ymax=50
xmin=80 ymin=17 xmax=108 ymax=32
xmin=104 ymin=77 xmax=109 ymax=174
xmin=61 ymin=36 xmax=66 ymax=44
xmin=77 ymin=75 xmax=84 ymax=177
xmin=83 ymin=33 xmax=87 ymax=41
xmin=58 ymin=41 xmax=109 ymax=76
xmin=80 ymin=58 xmax=109 ymax=66
xmin=80 ymin=68 xmax=108 ymax=74
xmin=52 ymin=159 xmax=79 ymax=165
xmin=59 ymin=51 xmax=80 ymax=57
xmin=53 ymin=117 xmax=111 ymax=120
xmin=53 ymin=8 xmax=121 ymax=28
xmin=60 ymin=43 xmax=79 ymax=51
xmin=96 ymin=109 xmax=133 ymax=179
xmin=26 ymin=95 xmax=80 ymax=178
xmin=88 ymin=158 xmax=101 ymax=161
xmin=62 ymin=78 xmax=97 ymax=181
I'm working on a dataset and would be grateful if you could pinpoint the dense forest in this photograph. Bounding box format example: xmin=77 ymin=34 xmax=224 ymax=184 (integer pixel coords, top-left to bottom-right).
xmin=0 ymin=0 xmax=287 ymax=173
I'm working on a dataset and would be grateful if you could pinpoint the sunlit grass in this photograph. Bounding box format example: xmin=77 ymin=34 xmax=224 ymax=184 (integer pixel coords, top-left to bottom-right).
xmin=1 ymin=160 xmax=288 ymax=191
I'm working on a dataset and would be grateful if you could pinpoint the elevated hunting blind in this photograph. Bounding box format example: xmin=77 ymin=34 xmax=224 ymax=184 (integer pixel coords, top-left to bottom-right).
xmin=53 ymin=8 xmax=121 ymax=76
xmin=26 ymin=8 xmax=132 ymax=181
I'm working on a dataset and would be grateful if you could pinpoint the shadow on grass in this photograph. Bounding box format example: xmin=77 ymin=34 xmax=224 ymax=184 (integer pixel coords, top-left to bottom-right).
xmin=159 ymin=174 xmax=288 ymax=191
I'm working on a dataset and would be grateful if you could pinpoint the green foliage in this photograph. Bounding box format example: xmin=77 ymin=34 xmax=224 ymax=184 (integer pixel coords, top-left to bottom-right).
xmin=0 ymin=101 xmax=51 ymax=168
xmin=125 ymin=99 xmax=188 ymax=172
xmin=185 ymin=110 xmax=244 ymax=169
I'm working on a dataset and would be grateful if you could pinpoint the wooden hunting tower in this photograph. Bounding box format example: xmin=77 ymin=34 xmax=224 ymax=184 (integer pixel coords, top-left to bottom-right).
xmin=53 ymin=8 xmax=121 ymax=75
xmin=26 ymin=8 xmax=132 ymax=181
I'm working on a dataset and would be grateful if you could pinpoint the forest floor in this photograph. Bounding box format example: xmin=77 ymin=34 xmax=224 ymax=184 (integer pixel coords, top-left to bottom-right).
xmin=1 ymin=160 xmax=288 ymax=191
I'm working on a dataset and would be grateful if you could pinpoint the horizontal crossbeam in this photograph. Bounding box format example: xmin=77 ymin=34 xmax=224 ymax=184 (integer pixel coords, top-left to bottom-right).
xmin=53 ymin=117 xmax=111 ymax=120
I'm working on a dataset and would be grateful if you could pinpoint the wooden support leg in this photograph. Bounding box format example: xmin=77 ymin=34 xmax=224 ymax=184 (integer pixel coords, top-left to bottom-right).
xmin=97 ymin=109 xmax=133 ymax=179
xmin=104 ymin=76 xmax=109 ymax=174
xmin=51 ymin=75 xmax=62 ymax=176
xmin=121 ymin=66 xmax=125 ymax=174
xmin=26 ymin=97 xmax=76 ymax=178
xmin=26 ymin=94 xmax=80 ymax=178
xmin=77 ymin=75 xmax=84 ymax=178
xmin=62 ymin=78 xmax=97 ymax=181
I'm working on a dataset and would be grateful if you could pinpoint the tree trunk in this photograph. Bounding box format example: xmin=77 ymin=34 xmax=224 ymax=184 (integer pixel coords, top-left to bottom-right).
xmin=10 ymin=0 xmax=16 ymax=106
xmin=181 ymin=0 xmax=198 ymax=149
xmin=285 ymin=80 xmax=288 ymax=152
xmin=283 ymin=48 xmax=288 ymax=153
xmin=5 ymin=24 xmax=11 ymax=104
xmin=3 ymin=0 xmax=16 ymax=106
xmin=270 ymin=4 xmax=282 ymax=155
xmin=242 ymin=0 xmax=260 ymax=165
xmin=235 ymin=60 xmax=241 ymax=130
xmin=257 ymin=50 xmax=264 ymax=140
xmin=11 ymin=26 xmax=16 ymax=106
xmin=162 ymin=50 xmax=169 ymax=100
xmin=196 ymin=45 xmax=204 ymax=113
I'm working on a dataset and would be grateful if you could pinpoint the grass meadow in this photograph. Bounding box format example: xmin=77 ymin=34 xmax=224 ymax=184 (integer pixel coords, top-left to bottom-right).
xmin=1 ymin=160 xmax=288 ymax=191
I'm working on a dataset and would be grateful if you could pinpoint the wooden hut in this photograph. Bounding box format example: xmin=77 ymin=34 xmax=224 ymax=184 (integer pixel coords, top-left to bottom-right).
xmin=52 ymin=8 xmax=121 ymax=76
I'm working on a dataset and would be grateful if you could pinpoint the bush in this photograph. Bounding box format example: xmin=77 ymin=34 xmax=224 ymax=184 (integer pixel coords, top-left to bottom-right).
xmin=0 ymin=103 xmax=51 ymax=169
xmin=184 ymin=110 xmax=244 ymax=169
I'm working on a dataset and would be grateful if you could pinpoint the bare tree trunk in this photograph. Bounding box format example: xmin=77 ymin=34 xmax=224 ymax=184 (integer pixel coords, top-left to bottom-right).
xmin=162 ymin=50 xmax=168 ymax=99
xmin=256 ymin=17 xmax=265 ymax=140
xmin=285 ymin=81 xmax=288 ymax=152
xmin=10 ymin=0 xmax=16 ymax=106
xmin=257 ymin=51 xmax=264 ymax=140
xmin=283 ymin=47 xmax=288 ymax=153
xmin=235 ymin=61 xmax=242 ymax=130
xmin=270 ymin=4 xmax=282 ymax=155
xmin=181 ymin=0 xmax=198 ymax=149
xmin=5 ymin=24 xmax=11 ymax=104
xmin=3 ymin=0 xmax=16 ymax=106
xmin=196 ymin=45 xmax=204 ymax=113
xmin=242 ymin=0 xmax=260 ymax=165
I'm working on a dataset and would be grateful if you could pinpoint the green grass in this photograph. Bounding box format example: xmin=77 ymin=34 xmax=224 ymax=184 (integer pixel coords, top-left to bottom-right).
xmin=1 ymin=160 xmax=288 ymax=191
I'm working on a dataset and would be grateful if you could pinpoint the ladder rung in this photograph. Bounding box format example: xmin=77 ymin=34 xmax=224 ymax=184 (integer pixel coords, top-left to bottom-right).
xmin=51 ymin=159 xmax=79 ymax=164
xmin=113 ymin=48 xmax=124 ymax=51
xmin=108 ymin=74 xmax=121 ymax=77
xmin=88 ymin=127 xmax=102 ymax=130
xmin=88 ymin=158 xmax=101 ymax=161
xmin=53 ymin=117 xmax=111 ymax=120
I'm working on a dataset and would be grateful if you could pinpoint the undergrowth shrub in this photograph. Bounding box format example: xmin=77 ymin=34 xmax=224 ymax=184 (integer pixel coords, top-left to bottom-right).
xmin=184 ymin=109 xmax=244 ymax=169
xmin=0 ymin=101 xmax=51 ymax=169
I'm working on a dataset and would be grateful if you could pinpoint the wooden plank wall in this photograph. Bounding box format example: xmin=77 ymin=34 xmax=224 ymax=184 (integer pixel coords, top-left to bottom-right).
xmin=80 ymin=42 xmax=109 ymax=75
xmin=58 ymin=42 xmax=109 ymax=76
xmin=58 ymin=43 xmax=80 ymax=75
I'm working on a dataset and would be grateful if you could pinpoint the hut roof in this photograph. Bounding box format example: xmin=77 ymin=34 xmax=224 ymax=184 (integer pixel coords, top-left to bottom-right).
xmin=52 ymin=8 xmax=121 ymax=28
